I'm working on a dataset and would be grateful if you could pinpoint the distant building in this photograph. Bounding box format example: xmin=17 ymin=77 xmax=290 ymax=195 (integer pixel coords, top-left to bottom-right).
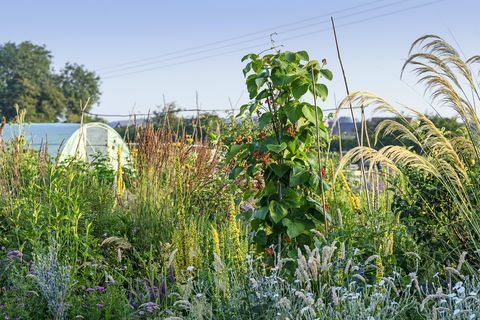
xmin=327 ymin=116 xmax=412 ymax=138
xmin=327 ymin=116 xmax=359 ymax=138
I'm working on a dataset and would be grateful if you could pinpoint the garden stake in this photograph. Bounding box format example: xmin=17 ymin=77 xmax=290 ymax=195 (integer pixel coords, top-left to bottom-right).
xmin=331 ymin=16 xmax=372 ymax=213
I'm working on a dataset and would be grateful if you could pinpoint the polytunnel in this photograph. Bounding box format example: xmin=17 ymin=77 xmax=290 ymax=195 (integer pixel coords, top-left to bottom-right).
xmin=0 ymin=122 xmax=130 ymax=169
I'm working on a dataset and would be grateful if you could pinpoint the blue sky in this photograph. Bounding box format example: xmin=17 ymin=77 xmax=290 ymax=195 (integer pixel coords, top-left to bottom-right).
xmin=0 ymin=0 xmax=478 ymax=120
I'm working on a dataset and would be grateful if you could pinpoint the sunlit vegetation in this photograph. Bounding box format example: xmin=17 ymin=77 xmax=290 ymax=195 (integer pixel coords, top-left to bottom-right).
xmin=1 ymin=35 xmax=480 ymax=319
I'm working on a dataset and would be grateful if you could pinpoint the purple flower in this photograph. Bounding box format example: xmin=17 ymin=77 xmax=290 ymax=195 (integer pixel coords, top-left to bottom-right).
xmin=167 ymin=265 xmax=175 ymax=283
xmin=86 ymin=287 xmax=95 ymax=292
xmin=6 ymin=250 xmax=23 ymax=261
xmin=141 ymin=301 xmax=158 ymax=313
xmin=240 ymin=203 xmax=255 ymax=213
xmin=95 ymin=285 xmax=105 ymax=292
xmin=139 ymin=311 xmax=145 ymax=315
xmin=96 ymin=303 xmax=104 ymax=308
xmin=5 ymin=316 xmax=10 ymax=320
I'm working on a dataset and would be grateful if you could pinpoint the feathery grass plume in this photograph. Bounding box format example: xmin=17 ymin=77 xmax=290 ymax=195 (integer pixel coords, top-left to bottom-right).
xmin=335 ymin=87 xmax=480 ymax=262
xmin=457 ymin=251 xmax=467 ymax=272
xmin=101 ymin=236 xmax=132 ymax=262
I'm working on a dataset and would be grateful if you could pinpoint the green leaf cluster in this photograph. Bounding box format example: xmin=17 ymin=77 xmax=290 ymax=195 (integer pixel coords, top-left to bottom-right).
xmin=230 ymin=50 xmax=333 ymax=259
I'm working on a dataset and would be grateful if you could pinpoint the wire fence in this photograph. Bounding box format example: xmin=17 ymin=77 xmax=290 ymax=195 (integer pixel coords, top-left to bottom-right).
xmin=85 ymin=105 xmax=364 ymax=119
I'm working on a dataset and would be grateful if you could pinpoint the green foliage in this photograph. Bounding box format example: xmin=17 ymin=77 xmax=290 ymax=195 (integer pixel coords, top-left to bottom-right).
xmin=56 ymin=62 xmax=101 ymax=122
xmin=230 ymin=50 xmax=332 ymax=257
xmin=0 ymin=41 xmax=101 ymax=122
xmin=1 ymin=37 xmax=480 ymax=319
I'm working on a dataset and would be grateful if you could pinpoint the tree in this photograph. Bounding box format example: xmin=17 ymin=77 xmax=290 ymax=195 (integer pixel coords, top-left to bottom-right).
xmin=57 ymin=63 xmax=101 ymax=122
xmin=228 ymin=50 xmax=332 ymax=260
xmin=0 ymin=42 xmax=64 ymax=121
xmin=0 ymin=41 xmax=101 ymax=122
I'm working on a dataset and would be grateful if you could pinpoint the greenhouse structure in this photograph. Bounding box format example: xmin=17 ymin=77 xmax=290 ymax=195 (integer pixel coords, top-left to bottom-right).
xmin=0 ymin=122 xmax=130 ymax=169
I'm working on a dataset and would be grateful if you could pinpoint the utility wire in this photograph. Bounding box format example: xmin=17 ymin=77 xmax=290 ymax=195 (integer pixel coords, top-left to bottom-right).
xmin=99 ymin=0 xmax=413 ymax=75
xmin=101 ymin=0 xmax=445 ymax=80
xmin=86 ymin=106 xmax=364 ymax=118
xmin=96 ymin=0 xmax=390 ymax=72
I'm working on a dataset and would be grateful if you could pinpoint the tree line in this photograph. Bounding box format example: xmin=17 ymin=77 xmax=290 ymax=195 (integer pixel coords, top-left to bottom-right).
xmin=0 ymin=41 xmax=101 ymax=122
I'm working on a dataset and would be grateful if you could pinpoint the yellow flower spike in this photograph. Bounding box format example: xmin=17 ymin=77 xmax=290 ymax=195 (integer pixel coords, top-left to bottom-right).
xmin=211 ymin=224 xmax=221 ymax=257
xmin=227 ymin=198 xmax=245 ymax=270
xmin=375 ymin=256 xmax=384 ymax=284
xmin=116 ymin=145 xmax=124 ymax=199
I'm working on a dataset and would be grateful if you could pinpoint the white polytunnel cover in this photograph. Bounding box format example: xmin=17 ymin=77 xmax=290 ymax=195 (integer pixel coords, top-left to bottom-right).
xmin=1 ymin=122 xmax=131 ymax=169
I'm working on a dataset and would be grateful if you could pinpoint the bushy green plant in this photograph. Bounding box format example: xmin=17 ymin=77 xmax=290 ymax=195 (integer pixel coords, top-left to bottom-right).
xmin=228 ymin=50 xmax=332 ymax=259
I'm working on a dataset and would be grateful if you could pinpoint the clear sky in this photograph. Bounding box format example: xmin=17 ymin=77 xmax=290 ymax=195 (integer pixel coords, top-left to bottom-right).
xmin=0 ymin=0 xmax=478 ymax=120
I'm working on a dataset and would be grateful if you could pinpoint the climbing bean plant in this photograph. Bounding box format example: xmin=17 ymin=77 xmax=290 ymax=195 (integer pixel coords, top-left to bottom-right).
xmin=227 ymin=50 xmax=332 ymax=260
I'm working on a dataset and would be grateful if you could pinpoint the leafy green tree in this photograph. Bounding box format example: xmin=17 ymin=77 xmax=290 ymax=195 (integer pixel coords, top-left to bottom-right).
xmin=228 ymin=50 xmax=332 ymax=261
xmin=0 ymin=41 xmax=64 ymax=121
xmin=56 ymin=63 xmax=101 ymax=122
xmin=0 ymin=41 xmax=101 ymax=122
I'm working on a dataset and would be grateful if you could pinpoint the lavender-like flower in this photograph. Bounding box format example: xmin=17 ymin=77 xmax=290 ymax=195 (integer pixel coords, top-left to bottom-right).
xmin=95 ymin=285 xmax=105 ymax=293
xmin=32 ymin=244 xmax=71 ymax=320
xmin=140 ymin=301 xmax=159 ymax=313
xmin=240 ymin=202 xmax=255 ymax=213
xmin=6 ymin=250 xmax=23 ymax=261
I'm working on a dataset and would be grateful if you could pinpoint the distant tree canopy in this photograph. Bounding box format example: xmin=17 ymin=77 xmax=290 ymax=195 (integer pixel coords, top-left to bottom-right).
xmin=0 ymin=41 xmax=101 ymax=122
xmin=329 ymin=115 xmax=464 ymax=152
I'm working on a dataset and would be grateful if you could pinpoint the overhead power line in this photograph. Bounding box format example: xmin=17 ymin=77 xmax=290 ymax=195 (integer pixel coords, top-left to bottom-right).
xmin=96 ymin=0 xmax=390 ymax=72
xmin=99 ymin=0 xmax=411 ymax=75
xmin=100 ymin=0 xmax=445 ymax=80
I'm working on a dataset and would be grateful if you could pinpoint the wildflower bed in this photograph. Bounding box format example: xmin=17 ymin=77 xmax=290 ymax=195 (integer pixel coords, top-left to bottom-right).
xmin=1 ymin=35 xmax=480 ymax=319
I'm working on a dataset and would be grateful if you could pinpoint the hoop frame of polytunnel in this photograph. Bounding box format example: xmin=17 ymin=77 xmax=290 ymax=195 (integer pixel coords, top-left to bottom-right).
xmin=59 ymin=122 xmax=130 ymax=169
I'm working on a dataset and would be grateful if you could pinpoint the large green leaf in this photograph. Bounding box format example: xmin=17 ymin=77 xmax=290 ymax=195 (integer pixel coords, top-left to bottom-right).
xmin=242 ymin=62 xmax=252 ymax=76
xmin=296 ymin=51 xmax=309 ymax=61
xmin=241 ymin=53 xmax=258 ymax=62
xmin=289 ymin=164 xmax=310 ymax=186
xmin=267 ymin=142 xmax=287 ymax=154
xmin=271 ymin=69 xmax=294 ymax=86
xmin=285 ymin=103 xmax=303 ymax=123
xmin=255 ymin=70 xmax=268 ymax=88
xmin=253 ymin=229 xmax=267 ymax=245
xmin=258 ymin=112 xmax=272 ymax=129
xmin=283 ymin=187 xmax=303 ymax=208
xmin=237 ymin=104 xmax=248 ymax=117
xmin=269 ymin=163 xmax=289 ymax=178
xmin=292 ymin=79 xmax=309 ymax=100
xmin=225 ymin=144 xmax=246 ymax=162
xmin=311 ymin=83 xmax=328 ymax=101
xmin=254 ymin=207 xmax=268 ymax=220
xmin=285 ymin=51 xmax=297 ymax=63
xmin=252 ymin=60 xmax=263 ymax=72
xmin=301 ymin=103 xmax=323 ymax=125
xmin=246 ymin=74 xmax=258 ymax=98
xmin=282 ymin=218 xmax=306 ymax=238
xmin=229 ymin=166 xmax=243 ymax=179
xmin=269 ymin=200 xmax=289 ymax=224
xmin=320 ymin=69 xmax=333 ymax=80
